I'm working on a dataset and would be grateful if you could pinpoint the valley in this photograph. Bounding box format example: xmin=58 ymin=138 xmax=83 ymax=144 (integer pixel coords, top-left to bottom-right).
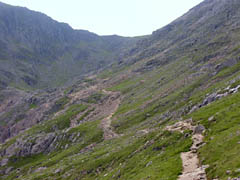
xmin=1 ymin=0 xmax=240 ymax=179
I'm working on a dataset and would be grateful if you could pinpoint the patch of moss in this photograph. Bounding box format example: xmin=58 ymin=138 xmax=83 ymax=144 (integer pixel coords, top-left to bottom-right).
xmin=29 ymin=103 xmax=38 ymax=109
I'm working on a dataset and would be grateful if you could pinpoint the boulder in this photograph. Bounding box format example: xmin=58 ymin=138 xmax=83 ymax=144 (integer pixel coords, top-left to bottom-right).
xmin=2 ymin=133 xmax=56 ymax=158
xmin=34 ymin=167 xmax=47 ymax=173
xmin=0 ymin=158 xmax=8 ymax=166
xmin=189 ymin=105 xmax=198 ymax=113
xmin=54 ymin=168 xmax=61 ymax=174
xmin=31 ymin=133 xmax=56 ymax=154
xmin=194 ymin=125 xmax=205 ymax=134
xmin=208 ymin=116 xmax=215 ymax=122
xmin=202 ymin=93 xmax=217 ymax=106
xmin=5 ymin=167 xmax=13 ymax=174
xmin=146 ymin=161 xmax=152 ymax=167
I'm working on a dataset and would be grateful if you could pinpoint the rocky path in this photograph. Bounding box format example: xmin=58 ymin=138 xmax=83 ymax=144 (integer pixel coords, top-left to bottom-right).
xmin=100 ymin=90 xmax=121 ymax=140
xmin=68 ymin=86 xmax=121 ymax=140
xmin=166 ymin=119 xmax=208 ymax=180
xmin=56 ymin=81 xmax=121 ymax=139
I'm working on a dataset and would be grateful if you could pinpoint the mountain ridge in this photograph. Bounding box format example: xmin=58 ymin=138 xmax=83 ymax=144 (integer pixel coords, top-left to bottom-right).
xmin=0 ymin=1 xmax=140 ymax=90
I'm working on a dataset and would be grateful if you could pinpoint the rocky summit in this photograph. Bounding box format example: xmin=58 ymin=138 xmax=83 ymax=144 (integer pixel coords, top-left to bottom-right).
xmin=1 ymin=0 xmax=240 ymax=179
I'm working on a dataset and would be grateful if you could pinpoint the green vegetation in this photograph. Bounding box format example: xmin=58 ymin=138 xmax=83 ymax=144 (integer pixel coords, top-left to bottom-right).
xmin=230 ymin=79 xmax=240 ymax=89
xmin=29 ymin=103 xmax=38 ymax=109
xmin=7 ymin=130 xmax=191 ymax=180
xmin=30 ymin=104 xmax=88 ymax=134
xmin=187 ymin=92 xmax=240 ymax=180
xmin=77 ymin=108 xmax=95 ymax=123
xmin=83 ymin=93 xmax=103 ymax=104
xmin=3 ymin=120 xmax=104 ymax=180
xmin=215 ymin=62 xmax=240 ymax=80
xmin=44 ymin=104 xmax=88 ymax=132
xmin=55 ymin=96 xmax=70 ymax=109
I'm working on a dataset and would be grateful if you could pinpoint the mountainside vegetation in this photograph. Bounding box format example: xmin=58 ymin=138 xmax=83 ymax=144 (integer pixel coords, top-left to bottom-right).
xmin=1 ymin=0 xmax=240 ymax=179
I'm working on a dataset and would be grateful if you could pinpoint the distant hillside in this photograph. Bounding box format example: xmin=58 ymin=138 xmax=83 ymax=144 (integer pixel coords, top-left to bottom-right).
xmin=0 ymin=2 xmax=138 ymax=89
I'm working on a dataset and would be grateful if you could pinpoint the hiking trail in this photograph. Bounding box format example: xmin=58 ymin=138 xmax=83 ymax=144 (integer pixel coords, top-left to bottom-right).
xmin=166 ymin=119 xmax=208 ymax=180
xmin=100 ymin=89 xmax=121 ymax=140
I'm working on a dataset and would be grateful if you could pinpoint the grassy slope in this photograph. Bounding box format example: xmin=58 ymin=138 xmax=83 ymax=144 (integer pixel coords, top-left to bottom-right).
xmin=3 ymin=51 xmax=240 ymax=179
xmin=188 ymin=92 xmax=240 ymax=180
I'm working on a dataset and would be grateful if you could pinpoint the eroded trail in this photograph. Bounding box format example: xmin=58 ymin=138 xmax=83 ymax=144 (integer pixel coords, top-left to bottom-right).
xmin=55 ymin=83 xmax=121 ymax=139
xmin=68 ymin=88 xmax=121 ymax=140
xmin=166 ymin=120 xmax=208 ymax=180
xmin=100 ymin=90 xmax=121 ymax=140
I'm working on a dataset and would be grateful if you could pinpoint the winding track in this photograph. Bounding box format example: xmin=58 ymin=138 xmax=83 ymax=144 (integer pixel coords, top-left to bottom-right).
xmin=100 ymin=90 xmax=121 ymax=140
xmin=166 ymin=120 xmax=208 ymax=180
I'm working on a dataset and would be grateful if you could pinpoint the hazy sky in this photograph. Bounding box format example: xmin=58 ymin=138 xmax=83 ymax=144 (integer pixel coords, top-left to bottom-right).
xmin=1 ymin=0 xmax=204 ymax=36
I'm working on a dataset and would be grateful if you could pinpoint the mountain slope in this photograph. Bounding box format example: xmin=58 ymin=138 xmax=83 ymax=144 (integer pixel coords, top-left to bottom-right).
xmin=1 ymin=0 xmax=240 ymax=179
xmin=0 ymin=2 xmax=138 ymax=89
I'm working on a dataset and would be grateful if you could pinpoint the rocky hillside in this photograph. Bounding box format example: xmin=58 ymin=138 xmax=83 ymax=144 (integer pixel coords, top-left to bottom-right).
xmin=0 ymin=2 xmax=138 ymax=89
xmin=1 ymin=0 xmax=240 ymax=179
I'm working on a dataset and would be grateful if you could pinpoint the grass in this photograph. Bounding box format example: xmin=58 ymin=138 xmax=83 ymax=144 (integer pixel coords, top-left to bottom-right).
xmin=187 ymin=91 xmax=240 ymax=179
xmin=77 ymin=108 xmax=95 ymax=123
xmin=215 ymin=61 xmax=240 ymax=80
xmin=15 ymin=130 xmax=191 ymax=180
xmin=83 ymin=93 xmax=103 ymax=104
xmin=2 ymin=120 xmax=104 ymax=180
xmin=108 ymin=78 xmax=140 ymax=94
xmin=55 ymin=96 xmax=70 ymax=109
xmin=44 ymin=104 xmax=88 ymax=132
xmin=29 ymin=104 xmax=88 ymax=134
xmin=29 ymin=103 xmax=38 ymax=109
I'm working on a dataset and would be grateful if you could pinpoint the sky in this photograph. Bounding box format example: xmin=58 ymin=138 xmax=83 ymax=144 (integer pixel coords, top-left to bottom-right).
xmin=1 ymin=0 xmax=204 ymax=37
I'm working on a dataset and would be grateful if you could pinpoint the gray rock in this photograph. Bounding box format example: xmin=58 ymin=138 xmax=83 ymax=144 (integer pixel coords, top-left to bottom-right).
xmin=190 ymin=105 xmax=198 ymax=113
xmin=146 ymin=161 xmax=152 ymax=167
xmin=202 ymin=93 xmax=217 ymax=106
xmin=65 ymin=144 xmax=69 ymax=149
xmin=5 ymin=167 xmax=13 ymax=174
xmin=0 ymin=158 xmax=8 ymax=166
xmin=34 ymin=167 xmax=47 ymax=173
xmin=54 ymin=168 xmax=61 ymax=174
xmin=2 ymin=133 xmax=56 ymax=158
xmin=194 ymin=125 xmax=205 ymax=134
xmin=208 ymin=116 xmax=215 ymax=122
xmin=216 ymin=92 xmax=228 ymax=99
xmin=226 ymin=170 xmax=231 ymax=174
xmin=229 ymin=85 xmax=240 ymax=94
xmin=31 ymin=133 xmax=56 ymax=154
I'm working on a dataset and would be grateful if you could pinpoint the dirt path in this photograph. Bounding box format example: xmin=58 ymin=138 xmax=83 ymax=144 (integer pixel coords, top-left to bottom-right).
xmin=100 ymin=90 xmax=121 ymax=140
xmin=54 ymin=81 xmax=121 ymax=139
xmin=166 ymin=120 xmax=208 ymax=180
